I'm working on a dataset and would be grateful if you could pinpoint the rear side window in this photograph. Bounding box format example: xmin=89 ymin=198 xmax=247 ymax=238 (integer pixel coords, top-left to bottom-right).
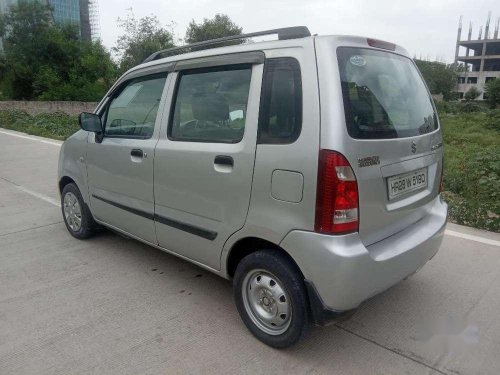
xmin=169 ymin=66 xmax=252 ymax=143
xmin=337 ymin=47 xmax=437 ymax=139
xmin=258 ymin=58 xmax=302 ymax=144
xmin=104 ymin=73 xmax=167 ymax=139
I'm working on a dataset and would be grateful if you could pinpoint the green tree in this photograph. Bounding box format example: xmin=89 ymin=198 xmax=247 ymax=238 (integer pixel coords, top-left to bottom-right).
xmin=0 ymin=1 xmax=54 ymax=99
xmin=0 ymin=1 xmax=116 ymax=101
xmin=414 ymin=60 xmax=460 ymax=101
xmin=464 ymin=86 xmax=481 ymax=102
xmin=113 ymin=11 xmax=176 ymax=72
xmin=485 ymin=78 xmax=500 ymax=108
xmin=33 ymin=31 xmax=117 ymax=101
xmin=0 ymin=10 xmax=5 ymax=37
xmin=185 ymin=14 xmax=242 ymax=46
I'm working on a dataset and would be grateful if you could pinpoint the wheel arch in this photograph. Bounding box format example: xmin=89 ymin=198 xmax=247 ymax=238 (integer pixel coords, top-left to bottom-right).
xmin=57 ymin=130 xmax=90 ymax=203
xmin=58 ymin=167 xmax=90 ymax=203
xmin=225 ymin=236 xmax=305 ymax=280
xmin=226 ymin=235 xmax=353 ymax=327
xmin=59 ymin=175 xmax=76 ymax=194
xmin=58 ymin=173 xmax=91 ymax=207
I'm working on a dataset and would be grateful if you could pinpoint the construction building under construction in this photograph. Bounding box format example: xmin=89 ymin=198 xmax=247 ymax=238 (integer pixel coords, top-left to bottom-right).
xmin=455 ymin=12 xmax=500 ymax=100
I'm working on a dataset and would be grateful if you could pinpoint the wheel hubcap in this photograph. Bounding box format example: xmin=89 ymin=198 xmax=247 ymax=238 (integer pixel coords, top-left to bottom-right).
xmin=242 ymin=269 xmax=292 ymax=335
xmin=63 ymin=192 xmax=82 ymax=232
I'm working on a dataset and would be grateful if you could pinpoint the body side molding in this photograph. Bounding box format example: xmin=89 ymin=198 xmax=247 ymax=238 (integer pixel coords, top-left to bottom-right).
xmin=92 ymin=194 xmax=217 ymax=240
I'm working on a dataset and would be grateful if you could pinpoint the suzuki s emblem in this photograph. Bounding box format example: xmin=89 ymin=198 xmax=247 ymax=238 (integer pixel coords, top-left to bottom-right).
xmin=411 ymin=141 xmax=417 ymax=154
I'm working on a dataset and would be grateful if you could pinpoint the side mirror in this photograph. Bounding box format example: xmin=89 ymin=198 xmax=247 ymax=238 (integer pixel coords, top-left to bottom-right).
xmin=79 ymin=112 xmax=103 ymax=133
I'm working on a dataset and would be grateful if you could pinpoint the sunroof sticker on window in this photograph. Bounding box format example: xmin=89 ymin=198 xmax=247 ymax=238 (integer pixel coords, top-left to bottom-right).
xmin=337 ymin=47 xmax=438 ymax=139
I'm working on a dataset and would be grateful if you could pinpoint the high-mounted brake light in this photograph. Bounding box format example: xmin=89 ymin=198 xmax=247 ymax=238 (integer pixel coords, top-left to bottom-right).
xmin=315 ymin=150 xmax=359 ymax=235
xmin=367 ymin=38 xmax=396 ymax=51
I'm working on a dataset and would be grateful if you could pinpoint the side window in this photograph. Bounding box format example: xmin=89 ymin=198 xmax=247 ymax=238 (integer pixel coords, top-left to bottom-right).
xmin=104 ymin=73 xmax=167 ymax=139
xmin=258 ymin=58 xmax=302 ymax=144
xmin=169 ymin=66 xmax=252 ymax=143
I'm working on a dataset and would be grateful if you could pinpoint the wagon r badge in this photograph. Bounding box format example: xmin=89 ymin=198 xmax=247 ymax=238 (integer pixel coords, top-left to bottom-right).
xmin=411 ymin=141 xmax=417 ymax=154
xmin=358 ymin=156 xmax=380 ymax=168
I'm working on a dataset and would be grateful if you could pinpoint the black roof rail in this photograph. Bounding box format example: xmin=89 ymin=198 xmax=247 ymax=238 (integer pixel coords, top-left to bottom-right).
xmin=142 ymin=26 xmax=311 ymax=63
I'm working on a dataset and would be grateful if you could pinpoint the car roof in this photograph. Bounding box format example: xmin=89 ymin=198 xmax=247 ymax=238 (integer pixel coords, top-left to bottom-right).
xmin=131 ymin=36 xmax=314 ymax=72
xmin=117 ymin=30 xmax=410 ymax=91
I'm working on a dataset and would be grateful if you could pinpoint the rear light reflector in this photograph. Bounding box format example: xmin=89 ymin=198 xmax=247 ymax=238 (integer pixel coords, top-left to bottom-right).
xmin=315 ymin=150 xmax=359 ymax=235
xmin=367 ymin=38 xmax=396 ymax=51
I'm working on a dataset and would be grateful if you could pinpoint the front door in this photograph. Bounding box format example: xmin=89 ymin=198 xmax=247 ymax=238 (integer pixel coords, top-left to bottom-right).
xmin=87 ymin=72 xmax=169 ymax=243
xmin=154 ymin=63 xmax=263 ymax=270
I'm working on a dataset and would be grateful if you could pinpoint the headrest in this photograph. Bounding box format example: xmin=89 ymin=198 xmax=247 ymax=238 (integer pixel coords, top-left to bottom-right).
xmin=192 ymin=93 xmax=229 ymax=122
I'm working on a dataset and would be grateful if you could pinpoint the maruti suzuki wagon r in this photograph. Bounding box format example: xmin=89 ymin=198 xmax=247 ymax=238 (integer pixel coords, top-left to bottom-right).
xmin=58 ymin=26 xmax=447 ymax=348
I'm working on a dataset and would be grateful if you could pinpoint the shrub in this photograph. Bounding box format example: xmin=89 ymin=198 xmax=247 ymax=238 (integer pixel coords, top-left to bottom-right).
xmin=485 ymin=78 xmax=500 ymax=109
xmin=435 ymin=100 xmax=461 ymax=114
xmin=434 ymin=100 xmax=449 ymax=114
xmin=0 ymin=109 xmax=79 ymax=140
xmin=459 ymin=102 xmax=482 ymax=113
xmin=464 ymin=86 xmax=481 ymax=102
xmin=443 ymin=192 xmax=499 ymax=232
xmin=441 ymin=112 xmax=500 ymax=232
xmin=485 ymin=109 xmax=500 ymax=132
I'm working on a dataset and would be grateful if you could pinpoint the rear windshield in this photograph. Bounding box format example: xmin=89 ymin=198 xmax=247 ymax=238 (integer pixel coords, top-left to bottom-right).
xmin=337 ymin=47 xmax=437 ymax=139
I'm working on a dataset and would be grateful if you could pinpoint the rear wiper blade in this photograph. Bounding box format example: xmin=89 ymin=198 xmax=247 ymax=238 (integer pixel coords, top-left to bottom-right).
xmin=418 ymin=115 xmax=435 ymax=135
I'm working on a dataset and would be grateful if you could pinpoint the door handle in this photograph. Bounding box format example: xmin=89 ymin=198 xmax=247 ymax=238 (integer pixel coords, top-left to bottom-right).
xmin=214 ymin=155 xmax=234 ymax=166
xmin=131 ymin=149 xmax=144 ymax=158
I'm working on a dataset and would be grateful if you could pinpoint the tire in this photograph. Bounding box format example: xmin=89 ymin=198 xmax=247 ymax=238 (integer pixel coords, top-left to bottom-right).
xmin=61 ymin=183 xmax=97 ymax=239
xmin=233 ymin=250 xmax=309 ymax=348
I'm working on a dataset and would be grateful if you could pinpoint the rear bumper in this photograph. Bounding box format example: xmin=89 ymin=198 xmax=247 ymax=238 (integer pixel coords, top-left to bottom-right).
xmin=280 ymin=196 xmax=447 ymax=313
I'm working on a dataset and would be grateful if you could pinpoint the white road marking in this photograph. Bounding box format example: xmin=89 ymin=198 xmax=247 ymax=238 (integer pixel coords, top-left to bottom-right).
xmin=16 ymin=185 xmax=61 ymax=207
xmin=445 ymin=229 xmax=500 ymax=247
xmin=0 ymin=129 xmax=62 ymax=147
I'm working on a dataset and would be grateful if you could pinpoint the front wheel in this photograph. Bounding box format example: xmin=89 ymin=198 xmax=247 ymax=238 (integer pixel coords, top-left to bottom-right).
xmin=61 ymin=183 xmax=97 ymax=239
xmin=233 ymin=250 xmax=309 ymax=348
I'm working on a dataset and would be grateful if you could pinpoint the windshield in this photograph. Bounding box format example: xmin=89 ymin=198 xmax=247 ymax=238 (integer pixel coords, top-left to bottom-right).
xmin=337 ymin=47 xmax=437 ymax=139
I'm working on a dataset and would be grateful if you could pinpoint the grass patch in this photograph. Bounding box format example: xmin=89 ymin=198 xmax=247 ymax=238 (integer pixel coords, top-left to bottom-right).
xmin=440 ymin=111 xmax=499 ymax=232
xmin=0 ymin=109 xmax=79 ymax=140
xmin=0 ymin=107 xmax=499 ymax=232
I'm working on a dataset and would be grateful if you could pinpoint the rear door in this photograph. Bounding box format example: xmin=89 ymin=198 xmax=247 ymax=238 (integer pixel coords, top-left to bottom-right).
xmin=316 ymin=38 xmax=444 ymax=246
xmin=153 ymin=59 xmax=263 ymax=270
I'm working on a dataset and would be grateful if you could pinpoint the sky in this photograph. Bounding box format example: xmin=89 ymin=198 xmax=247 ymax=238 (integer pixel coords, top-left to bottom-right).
xmin=97 ymin=0 xmax=500 ymax=63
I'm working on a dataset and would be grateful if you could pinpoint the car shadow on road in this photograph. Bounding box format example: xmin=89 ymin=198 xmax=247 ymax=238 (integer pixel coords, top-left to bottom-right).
xmin=85 ymin=229 xmax=454 ymax=373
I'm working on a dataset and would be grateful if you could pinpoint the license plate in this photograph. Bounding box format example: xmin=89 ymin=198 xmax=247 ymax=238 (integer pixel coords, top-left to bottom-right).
xmin=388 ymin=168 xmax=428 ymax=200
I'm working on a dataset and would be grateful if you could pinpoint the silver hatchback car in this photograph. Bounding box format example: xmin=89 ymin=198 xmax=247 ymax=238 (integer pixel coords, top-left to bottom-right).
xmin=58 ymin=27 xmax=447 ymax=348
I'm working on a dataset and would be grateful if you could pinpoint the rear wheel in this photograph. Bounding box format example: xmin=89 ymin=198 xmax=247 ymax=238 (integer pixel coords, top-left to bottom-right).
xmin=233 ymin=250 xmax=309 ymax=348
xmin=61 ymin=183 xmax=96 ymax=239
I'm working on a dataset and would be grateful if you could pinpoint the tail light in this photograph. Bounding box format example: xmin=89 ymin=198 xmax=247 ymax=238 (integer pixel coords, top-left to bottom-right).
xmin=315 ymin=150 xmax=359 ymax=235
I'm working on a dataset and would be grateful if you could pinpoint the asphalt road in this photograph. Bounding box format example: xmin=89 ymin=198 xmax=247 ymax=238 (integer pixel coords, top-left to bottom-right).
xmin=1 ymin=128 xmax=500 ymax=375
